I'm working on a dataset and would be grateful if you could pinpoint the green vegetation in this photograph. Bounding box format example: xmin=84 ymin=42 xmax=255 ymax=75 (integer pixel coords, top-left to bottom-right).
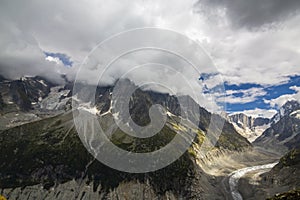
xmin=0 ymin=93 xmax=4 ymax=110
xmin=273 ymin=148 xmax=300 ymax=171
xmin=110 ymin=125 xmax=176 ymax=153
xmin=216 ymin=122 xmax=251 ymax=151
xmin=280 ymin=149 xmax=300 ymax=167
xmin=0 ymin=111 xmax=196 ymax=197
xmin=0 ymin=112 xmax=92 ymax=189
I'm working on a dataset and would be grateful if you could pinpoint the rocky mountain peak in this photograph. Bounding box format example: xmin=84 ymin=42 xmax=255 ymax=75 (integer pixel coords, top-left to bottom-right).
xmin=0 ymin=76 xmax=56 ymax=112
xmin=228 ymin=113 xmax=270 ymax=142
xmin=280 ymin=100 xmax=300 ymax=115
xmin=254 ymin=100 xmax=300 ymax=154
xmin=270 ymin=100 xmax=300 ymax=125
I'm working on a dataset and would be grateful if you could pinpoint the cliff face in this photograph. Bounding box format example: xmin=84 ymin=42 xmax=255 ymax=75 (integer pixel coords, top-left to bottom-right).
xmin=228 ymin=113 xmax=270 ymax=142
xmin=229 ymin=113 xmax=270 ymax=130
xmin=0 ymin=76 xmax=55 ymax=112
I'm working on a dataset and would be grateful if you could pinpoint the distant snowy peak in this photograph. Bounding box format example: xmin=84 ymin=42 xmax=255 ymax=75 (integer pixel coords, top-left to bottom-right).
xmin=228 ymin=113 xmax=270 ymax=128
xmin=228 ymin=101 xmax=300 ymax=142
xmin=228 ymin=113 xmax=270 ymax=142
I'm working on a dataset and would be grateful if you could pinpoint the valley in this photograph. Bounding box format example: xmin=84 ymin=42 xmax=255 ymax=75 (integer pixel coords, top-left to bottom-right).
xmin=228 ymin=162 xmax=278 ymax=200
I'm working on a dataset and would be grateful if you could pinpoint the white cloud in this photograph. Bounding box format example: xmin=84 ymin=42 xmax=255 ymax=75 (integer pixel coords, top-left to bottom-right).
xmin=0 ymin=21 xmax=68 ymax=83
xmin=217 ymin=87 xmax=267 ymax=104
xmin=201 ymin=15 xmax=300 ymax=86
xmin=0 ymin=0 xmax=156 ymax=64
xmin=1 ymin=0 xmax=299 ymax=87
xmin=230 ymin=108 xmax=277 ymax=119
xmin=45 ymin=56 xmax=63 ymax=65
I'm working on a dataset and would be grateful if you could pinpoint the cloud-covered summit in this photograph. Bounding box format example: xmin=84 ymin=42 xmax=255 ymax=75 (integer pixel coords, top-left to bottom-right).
xmin=0 ymin=0 xmax=299 ymax=113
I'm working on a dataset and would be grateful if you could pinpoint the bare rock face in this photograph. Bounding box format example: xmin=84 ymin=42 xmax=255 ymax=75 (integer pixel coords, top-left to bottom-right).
xmin=0 ymin=76 xmax=55 ymax=112
xmin=0 ymin=76 xmax=71 ymax=130
xmin=254 ymin=101 xmax=300 ymax=154
xmin=228 ymin=113 xmax=270 ymax=142
xmin=0 ymin=180 xmax=156 ymax=200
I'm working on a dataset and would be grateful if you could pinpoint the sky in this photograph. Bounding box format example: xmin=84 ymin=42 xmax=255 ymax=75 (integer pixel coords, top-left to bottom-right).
xmin=0 ymin=0 xmax=299 ymax=118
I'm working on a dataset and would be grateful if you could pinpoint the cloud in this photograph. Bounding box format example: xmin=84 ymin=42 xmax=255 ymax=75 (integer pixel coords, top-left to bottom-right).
xmin=196 ymin=0 xmax=300 ymax=29
xmin=0 ymin=0 xmax=154 ymax=63
xmin=0 ymin=0 xmax=158 ymax=83
xmin=71 ymin=28 xmax=224 ymax=111
xmin=190 ymin=10 xmax=300 ymax=86
xmin=0 ymin=21 xmax=68 ymax=83
xmin=44 ymin=52 xmax=73 ymax=66
xmin=45 ymin=56 xmax=63 ymax=65
xmin=0 ymin=0 xmax=300 ymax=113
xmin=1 ymin=0 xmax=300 ymax=87
xmin=230 ymin=108 xmax=277 ymax=119
xmin=264 ymin=85 xmax=300 ymax=107
xmin=0 ymin=0 xmax=226 ymax=111
xmin=217 ymin=87 xmax=266 ymax=104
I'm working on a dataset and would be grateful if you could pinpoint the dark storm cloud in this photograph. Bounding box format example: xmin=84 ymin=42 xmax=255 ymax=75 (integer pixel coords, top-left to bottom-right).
xmin=196 ymin=0 xmax=300 ymax=29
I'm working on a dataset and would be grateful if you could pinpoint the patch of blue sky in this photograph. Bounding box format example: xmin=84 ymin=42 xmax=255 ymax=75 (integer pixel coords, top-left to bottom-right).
xmin=44 ymin=52 xmax=73 ymax=67
xmin=218 ymin=75 xmax=300 ymax=112
xmin=263 ymin=75 xmax=300 ymax=101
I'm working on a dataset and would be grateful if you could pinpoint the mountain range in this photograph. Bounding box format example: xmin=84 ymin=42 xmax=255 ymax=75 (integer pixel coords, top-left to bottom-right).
xmin=0 ymin=75 xmax=299 ymax=199
xmin=0 ymin=76 xmax=251 ymax=199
